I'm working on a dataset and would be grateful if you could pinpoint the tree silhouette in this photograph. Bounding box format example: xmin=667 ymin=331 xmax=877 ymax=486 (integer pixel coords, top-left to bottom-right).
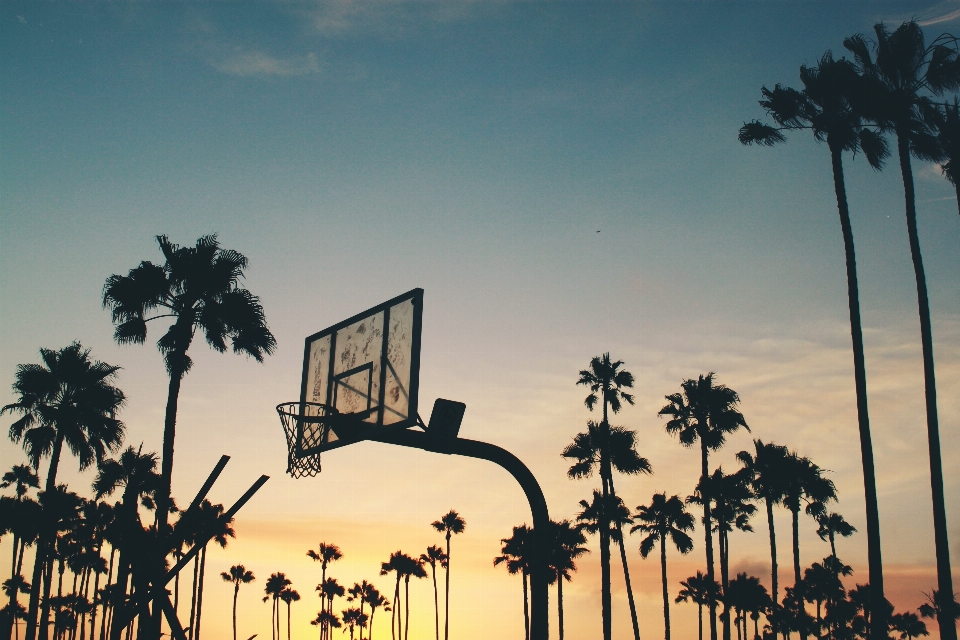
xmin=676 ymin=572 xmax=721 ymax=640
xmin=494 ymin=525 xmax=532 ymax=640
xmin=659 ymin=373 xmax=748 ymax=640
xmin=891 ymin=611 xmax=929 ymax=640
xmin=723 ymin=573 xmax=770 ymax=640
xmin=361 ymin=586 xmax=389 ymax=640
xmin=263 ymin=573 xmax=291 ymax=640
xmin=632 ymin=493 xmax=695 ymax=640
xmin=220 ymin=565 xmax=254 ymax=640
xmin=307 ymin=543 xmax=342 ymax=640
xmin=544 ymin=520 xmax=588 ymax=640
xmin=1 ymin=465 xmax=40 ymax=640
xmin=3 ymin=344 xmax=125 ymax=640
xmin=379 ymin=553 xmax=404 ymax=640
xmin=816 ymin=512 xmax=856 ymax=559
xmin=102 ymin=234 xmax=276 ymax=540
xmin=430 ymin=510 xmax=465 ymax=640
xmin=280 ymin=588 xmax=299 ymax=640
xmin=935 ymin=97 xmax=960 ymax=221
xmin=575 ymin=353 xmax=637 ymax=640
xmin=419 ymin=547 xmax=447 ymax=640
xmin=844 ymin=23 xmax=960 ymax=640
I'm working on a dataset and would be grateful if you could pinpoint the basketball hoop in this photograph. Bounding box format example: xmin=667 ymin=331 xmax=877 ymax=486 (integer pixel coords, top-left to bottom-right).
xmin=276 ymin=402 xmax=337 ymax=478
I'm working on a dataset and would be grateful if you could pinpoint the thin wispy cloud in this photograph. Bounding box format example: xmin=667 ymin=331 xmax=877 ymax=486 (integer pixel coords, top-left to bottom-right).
xmin=918 ymin=7 xmax=960 ymax=26
xmin=211 ymin=50 xmax=320 ymax=78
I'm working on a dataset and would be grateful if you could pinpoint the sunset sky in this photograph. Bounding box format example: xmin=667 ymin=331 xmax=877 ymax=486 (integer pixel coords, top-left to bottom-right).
xmin=2 ymin=1 xmax=959 ymax=639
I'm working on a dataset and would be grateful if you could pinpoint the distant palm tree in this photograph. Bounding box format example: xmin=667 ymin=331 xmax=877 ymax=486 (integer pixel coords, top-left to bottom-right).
xmin=723 ymin=574 xmax=770 ymax=640
xmin=3 ymin=343 xmax=126 ymax=640
xmin=379 ymin=554 xmax=404 ymax=640
xmin=659 ymin=373 xmax=748 ymax=640
xmin=307 ymin=544 xmax=342 ymax=640
xmin=319 ymin=578 xmax=345 ymax=640
xmin=419 ymin=547 xmax=447 ymax=640
xmin=184 ymin=500 xmax=235 ymax=640
xmin=264 ymin=573 xmax=291 ymax=640
xmin=494 ymin=526 xmax=532 ymax=640
xmin=545 ymin=520 xmax=588 ymax=640
xmin=844 ymin=26 xmax=960 ymax=640
xmin=430 ymin=510 xmax=465 ymax=640
xmin=280 ymin=588 xmax=300 ymax=640
xmin=311 ymin=611 xmax=340 ymax=640
xmin=575 ymin=353 xmax=636 ymax=640
xmin=736 ymin=440 xmax=790 ymax=606
xmin=891 ymin=612 xmax=929 ymax=640
xmin=815 ymin=512 xmax=856 ymax=559
xmin=362 ymin=587 xmax=389 ymax=640
xmin=346 ymin=581 xmax=375 ymax=640
xmin=2 ymin=465 xmax=40 ymax=640
xmin=221 ymin=566 xmax=255 ymax=640
xmin=397 ymin=555 xmax=424 ymax=640
xmin=633 ymin=493 xmax=695 ymax=640
xmin=341 ymin=608 xmax=368 ymax=640
xmin=102 ymin=235 xmax=276 ymax=538
xmin=676 ymin=572 xmax=721 ymax=640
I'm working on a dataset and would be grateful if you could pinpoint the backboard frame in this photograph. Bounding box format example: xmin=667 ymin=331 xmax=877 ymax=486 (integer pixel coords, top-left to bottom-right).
xmin=296 ymin=288 xmax=423 ymax=456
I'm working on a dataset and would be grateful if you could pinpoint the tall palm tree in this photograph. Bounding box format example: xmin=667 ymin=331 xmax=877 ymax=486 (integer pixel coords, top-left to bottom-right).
xmin=844 ymin=25 xmax=960 ymax=640
xmin=102 ymin=234 xmax=276 ymax=537
xmin=659 ymin=373 xmax=748 ymax=640
xmin=740 ymin=47 xmax=890 ymax=631
xmin=494 ymin=526 xmax=532 ymax=640
xmin=280 ymin=588 xmax=299 ymax=640
xmin=816 ymin=512 xmax=856 ymax=559
xmin=307 ymin=543 xmax=341 ymax=640
xmin=576 ymin=353 xmax=636 ymax=640
xmin=3 ymin=344 xmax=126 ymax=640
xmin=676 ymin=572 xmax=721 ymax=640
xmin=632 ymin=493 xmax=695 ymax=640
xmin=318 ymin=579 xmax=344 ymax=640
xmin=562 ymin=419 xmax=651 ymax=640
xmin=736 ymin=440 xmax=790 ymax=606
xmin=545 ymin=520 xmax=588 ymax=640
xmin=191 ymin=501 xmax=234 ymax=640
xmin=264 ymin=574 xmax=291 ymax=640
xmin=418 ymin=547 xmax=447 ymax=640
xmin=430 ymin=511 xmax=464 ymax=640
xmin=220 ymin=565 xmax=254 ymax=640
xmin=362 ymin=587 xmax=389 ymax=640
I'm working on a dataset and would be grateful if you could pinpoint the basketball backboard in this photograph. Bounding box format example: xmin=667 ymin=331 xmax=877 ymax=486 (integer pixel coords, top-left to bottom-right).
xmin=291 ymin=288 xmax=423 ymax=458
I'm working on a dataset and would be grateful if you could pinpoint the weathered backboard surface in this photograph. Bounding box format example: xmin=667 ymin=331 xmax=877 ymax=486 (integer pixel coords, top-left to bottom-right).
xmin=297 ymin=289 xmax=423 ymax=454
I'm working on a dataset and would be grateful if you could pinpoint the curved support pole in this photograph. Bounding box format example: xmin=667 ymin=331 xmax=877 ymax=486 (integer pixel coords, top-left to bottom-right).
xmin=371 ymin=429 xmax=550 ymax=640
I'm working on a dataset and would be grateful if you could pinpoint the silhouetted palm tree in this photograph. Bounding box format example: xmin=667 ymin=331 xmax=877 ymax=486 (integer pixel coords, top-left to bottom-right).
xmin=659 ymin=373 xmax=748 ymax=640
xmin=102 ymin=235 xmax=276 ymax=538
xmin=190 ymin=501 xmax=234 ymax=640
xmin=815 ymin=512 xmax=856 ymax=560
xmin=379 ymin=555 xmax=404 ymax=640
xmin=740 ymin=50 xmax=890 ymax=635
xmin=575 ymin=353 xmax=636 ymax=640
xmin=307 ymin=543 xmax=342 ymax=640
xmin=221 ymin=565 xmax=254 ymax=640
xmin=494 ymin=525 xmax=532 ymax=640
xmin=935 ymin=97 xmax=960 ymax=221
xmin=418 ymin=547 xmax=446 ymax=640
xmin=430 ymin=510 xmax=464 ymax=640
xmin=311 ymin=611 xmax=340 ymax=640
xmin=676 ymin=572 xmax=721 ymax=640
xmin=346 ymin=581 xmax=374 ymax=640
xmin=891 ymin=611 xmax=929 ymax=640
xmin=544 ymin=520 xmax=588 ymax=640
xmin=2 ymin=465 xmax=40 ymax=640
xmin=563 ymin=419 xmax=651 ymax=639
xmin=362 ymin=587 xmax=389 ymax=640
xmin=264 ymin=573 xmax=291 ymax=640
xmin=723 ymin=574 xmax=770 ymax=640
xmin=280 ymin=588 xmax=299 ymax=640
xmin=3 ymin=344 xmax=126 ymax=640
xmin=633 ymin=493 xmax=695 ymax=640
xmin=844 ymin=24 xmax=960 ymax=640
xmin=736 ymin=440 xmax=790 ymax=606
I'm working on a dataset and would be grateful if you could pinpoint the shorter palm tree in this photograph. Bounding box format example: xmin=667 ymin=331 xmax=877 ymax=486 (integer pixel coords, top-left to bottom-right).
xmin=311 ymin=611 xmax=341 ymax=640
xmin=362 ymin=587 xmax=389 ymax=640
xmin=891 ymin=611 xmax=929 ymax=640
xmin=815 ymin=512 xmax=856 ymax=559
xmin=419 ymin=546 xmax=447 ymax=640
xmin=546 ymin=519 xmax=588 ymax=640
xmin=280 ymin=588 xmax=300 ymax=640
xmin=494 ymin=525 xmax=532 ymax=640
xmin=430 ymin=510 xmax=465 ymax=640
xmin=263 ymin=573 xmax=291 ymax=640
xmin=723 ymin=573 xmax=770 ymax=640
xmin=633 ymin=494 xmax=695 ymax=640
xmin=221 ymin=565 xmax=255 ymax=640
xmin=676 ymin=572 xmax=721 ymax=640
xmin=341 ymin=607 xmax=368 ymax=640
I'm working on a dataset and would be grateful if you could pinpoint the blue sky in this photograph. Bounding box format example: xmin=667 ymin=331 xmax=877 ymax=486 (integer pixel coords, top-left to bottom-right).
xmin=2 ymin=2 xmax=959 ymax=638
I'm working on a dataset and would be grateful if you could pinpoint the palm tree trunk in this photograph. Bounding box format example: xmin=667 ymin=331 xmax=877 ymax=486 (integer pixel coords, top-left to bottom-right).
xmin=188 ymin=555 xmax=199 ymax=640
xmin=194 ymin=548 xmax=206 ymax=640
xmin=431 ymin=567 xmax=439 ymax=640
xmin=232 ymin=585 xmax=238 ymax=640
xmin=286 ymin=602 xmax=291 ymax=640
xmin=99 ymin=546 xmax=114 ymax=640
xmin=5 ymin=535 xmax=21 ymax=640
xmin=26 ymin=436 xmax=65 ymax=640
xmin=403 ymin=577 xmax=410 ymax=640
xmin=895 ymin=132 xmax=956 ymax=640
xmin=701 ymin=442 xmax=717 ymax=640
xmin=39 ymin=543 xmax=57 ymax=640
xmin=599 ymin=447 xmax=613 ymax=640
xmin=790 ymin=507 xmax=806 ymax=640
xmin=557 ymin=577 xmax=564 ymax=640
xmin=617 ymin=530 xmax=641 ymax=640
xmin=720 ymin=529 xmax=731 ymax=640
xmin=392 ymin=577 xmax=400 ymax=640
xmin=829 ymin=142 xmax=887 ymax=640
xmin=660 ymin=538 xmax=670 ymax=640
xmin=698 ymin=605 xmax=703 ymax=640
xmin=443 ymin=534 xmax=450 ymax=640
xmin=89 ymin=558 xmax=102 ymax=640
xmin=522 ymin=572 xmax=529 ymax=640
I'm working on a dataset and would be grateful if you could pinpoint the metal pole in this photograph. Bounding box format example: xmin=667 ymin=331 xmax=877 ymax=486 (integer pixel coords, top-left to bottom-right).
xmin=373 ymin=430 xmax=550 ymax=640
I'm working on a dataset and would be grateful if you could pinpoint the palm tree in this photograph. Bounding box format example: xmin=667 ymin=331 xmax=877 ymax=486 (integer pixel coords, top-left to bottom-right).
xmin=918 ymin=589 xmax=959 ymax=625
xmin=430 ymin=511 xmax=465 ymax=640
xmin=676 ymin=572 xmax=721 ymax=640
xmin=362 ymin=587 xmax=389 ymax=640
xmin=311 ymin=612 xmax=340 ymax=640
xmin=494 ymin=526 xmax=532 ymax=640
xmin=562 ymin=419 xmax=651 ymax=640
xmin=844 ymin=25 xmax=960 ymax=640
xmin=264 ymin=574 xmax=291 ymax=640
xmin=632 ymin=493 xmax=695 ymax=640
xmin=575 ymin=353 xmax=636 ymax=640
xmin=3 ymin=344 xmax=126 ymax=640
xmin=544 ymin=520 xmax=588 ymax=640
xmin=191 ymin=501 xmax=235 ymax=640
xmin=280 ymin=589 xmax=299 ymax=640
xmin=891 ymin=612 xmax=929 ymax=640
xmin=935 ymin=96 xmax=960 ymax=221
xmin=659 ymin=373 xmax=748 ymax=640
xmin=739 ymin=47 xmax=890 ymax=631
xmin=2 ymin=465 xmax=41 ymax=640
xmin=394 ymin=555 xmax=424 ymax=640
xmin=307 ymin=543 xmax=342 ymax=640
xmin=220 ymin=565 xmax=254 ymax=640
xmin=724 ymin=574 xmax=770 ymax=640
xmin=102 ymin=235 xmax=276 ymax=537
xmin=815 ymin=512 xmax=856 ymax=559
xmin=318 ymin=579 xmax=345 ymax=640
xmin=379 ymin=554 xmax=403 ymax=640
xmin=418 ymin=547 xmax=447 ymax=640
xmin=736 ymin=440 xmax=790 ymax=606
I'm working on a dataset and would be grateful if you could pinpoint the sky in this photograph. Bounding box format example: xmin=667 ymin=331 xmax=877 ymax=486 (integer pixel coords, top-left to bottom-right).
xmin=2 ymin=1 xmax=959 ymax=639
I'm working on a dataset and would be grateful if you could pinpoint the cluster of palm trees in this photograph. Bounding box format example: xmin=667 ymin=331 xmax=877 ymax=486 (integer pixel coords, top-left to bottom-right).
xmin=740 ymin=21 xmax=958 ymax=640
xmin=493 ymin=354 xmax=953 ymax=640
xmin=1 ymin=234 xmax=277 ymax=640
